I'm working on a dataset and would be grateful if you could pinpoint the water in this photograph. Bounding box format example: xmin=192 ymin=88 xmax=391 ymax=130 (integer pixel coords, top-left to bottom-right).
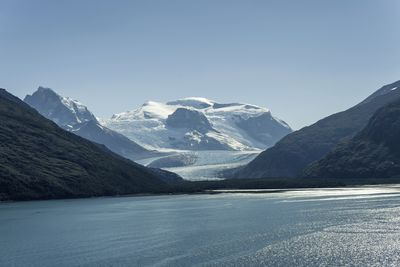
xmin=1 ymin=186 xmax=400 ymax=266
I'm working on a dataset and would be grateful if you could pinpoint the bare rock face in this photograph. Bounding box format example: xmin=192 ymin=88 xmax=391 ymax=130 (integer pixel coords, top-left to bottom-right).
xmin=166 ymin=108 xmax=213 ymax=133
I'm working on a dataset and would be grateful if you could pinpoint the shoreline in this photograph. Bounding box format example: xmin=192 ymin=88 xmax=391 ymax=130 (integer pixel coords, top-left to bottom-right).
xmin=2 ymin=182 xmax=400 ymax=204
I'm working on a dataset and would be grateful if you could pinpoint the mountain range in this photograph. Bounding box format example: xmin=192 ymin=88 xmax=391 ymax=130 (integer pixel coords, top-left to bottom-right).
xmin=0 ymin=89 xmax=181 ymax=201
xmin=231 ymin=80 xmax=400 ymax=179
xmin=104 ymin=97 xmax=292 ymax=151
xmin=24 ymin=89 xmax=292 ymax=177
xmin=2 ymin=79 xmax=400 ymax=201
xmin=24 ymin=87 xmax=158 ymax=160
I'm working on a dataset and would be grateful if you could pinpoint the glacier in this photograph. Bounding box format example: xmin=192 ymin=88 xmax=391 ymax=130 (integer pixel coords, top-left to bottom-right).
xmin=104 ymin=97 xmax=292 ymax=180
xmin=104 ymin=97 xmax=292 ymax=151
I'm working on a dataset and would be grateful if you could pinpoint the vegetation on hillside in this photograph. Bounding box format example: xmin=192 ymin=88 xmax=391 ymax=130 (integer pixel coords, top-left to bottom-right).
xmin=232 ymin=81 xmax=400 ymax=179
xmin=0 ymin=89 xmax=177 ymax=201
xmin=304 ymin=98 xmax=400 ymax=179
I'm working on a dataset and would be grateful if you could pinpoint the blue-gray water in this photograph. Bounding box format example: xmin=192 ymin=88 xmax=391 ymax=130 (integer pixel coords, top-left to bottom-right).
xmin=2 ymin=186 xmax=400 ymax=266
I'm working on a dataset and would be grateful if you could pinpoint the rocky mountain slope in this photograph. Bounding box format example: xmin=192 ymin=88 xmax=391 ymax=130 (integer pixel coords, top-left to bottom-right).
xmin=231 ymin=80 xmax=400 ymax=178
xmin=304 ymin=97 xmax=400 ymax=179
xmin=24 ymin=87 xmax=154 ymax=160
xmin=0 ymin=89 xmax=180 ymax=201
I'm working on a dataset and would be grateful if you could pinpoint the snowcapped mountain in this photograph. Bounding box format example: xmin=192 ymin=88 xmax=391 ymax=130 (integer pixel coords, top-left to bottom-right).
xmin=24 ymin=87 xmax=97 ymax=127
xmin=24 ymin=87 xmax=155 ymax=160
xmin=104 ymin=97 xmax=292 ymax=151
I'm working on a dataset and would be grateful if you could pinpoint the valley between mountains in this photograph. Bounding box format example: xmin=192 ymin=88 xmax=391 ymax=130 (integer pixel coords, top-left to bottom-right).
xmin=2 ymin=80 xmax=400 ymax=201
xmin=25 ymin=87 xmax=291 ymax=180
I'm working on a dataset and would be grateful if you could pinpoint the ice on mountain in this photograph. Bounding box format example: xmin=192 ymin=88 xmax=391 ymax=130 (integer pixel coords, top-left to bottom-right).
xmin=104 ymin=97 xmax=292 ymax=151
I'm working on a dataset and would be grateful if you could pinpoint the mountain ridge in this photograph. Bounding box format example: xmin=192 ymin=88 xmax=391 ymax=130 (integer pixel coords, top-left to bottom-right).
xmin=24 ymin=87 xmax=157 ymax=160
xmin=303 ymin=97 xmax=400 ymax=179
xmin=230 ymin=80 xmax=400 ymax=179
xmin=105 ymin=97 xmax=292 ymax=151
xmin=0 ymin=89 xmax=181 ymax=201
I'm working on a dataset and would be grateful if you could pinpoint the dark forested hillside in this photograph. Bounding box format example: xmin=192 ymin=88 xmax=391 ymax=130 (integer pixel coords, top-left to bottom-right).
xmin=304 ymin=98 xmax=400 ymax=179
xmin=0 ymin=89 xmax=178 ymax=201
xmin=232 ymin=80 xmax=400 ymax=179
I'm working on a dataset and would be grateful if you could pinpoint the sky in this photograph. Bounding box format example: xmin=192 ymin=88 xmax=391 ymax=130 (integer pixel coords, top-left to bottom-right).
xmin=1 ymin=0 xmax=399 ymax=129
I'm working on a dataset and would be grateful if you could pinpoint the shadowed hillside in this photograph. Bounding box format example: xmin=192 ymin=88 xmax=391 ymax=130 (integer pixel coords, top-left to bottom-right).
xmin=0 ymin=89 xmax=180 ymax=201
xmin=232 ymin=80 xmax=400 ymax=179
xmin=304 ymin=98 xmax=400 ymax=179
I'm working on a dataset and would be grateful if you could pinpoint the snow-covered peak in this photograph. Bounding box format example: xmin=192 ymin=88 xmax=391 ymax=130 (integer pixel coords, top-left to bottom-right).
xmin=60 ymin=96 xmax=91 ymax=121
xmin=24 ymin=87 xmax=97 ymax=126
xmin=207 ymin=102 xmax=270 ymax=120
xmin=167 ymin=97 xmax=214 ymax=109
xmin=105 ymin=97 xmax=292 ymax=151
xmin=111 ymin=98 xmax=273 ymax=123
xmin=112 ymin=100 xmax=176 ymax=121
xmin=24 ymin=87 xmax=153 ymax=160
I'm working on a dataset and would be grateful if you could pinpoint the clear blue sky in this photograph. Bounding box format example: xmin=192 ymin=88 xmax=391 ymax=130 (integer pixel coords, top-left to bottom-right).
xmin=1 ymin=0 xmax=399 ymax=129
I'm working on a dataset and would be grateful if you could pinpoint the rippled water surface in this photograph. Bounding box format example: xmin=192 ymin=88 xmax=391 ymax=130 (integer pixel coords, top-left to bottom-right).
xmin=2 ymin=186 xmax=400 ymax=266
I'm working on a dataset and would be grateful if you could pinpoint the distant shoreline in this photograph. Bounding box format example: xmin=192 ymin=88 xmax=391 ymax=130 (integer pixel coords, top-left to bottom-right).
xmin=2 ymin=180 xmax=400 ymax=203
